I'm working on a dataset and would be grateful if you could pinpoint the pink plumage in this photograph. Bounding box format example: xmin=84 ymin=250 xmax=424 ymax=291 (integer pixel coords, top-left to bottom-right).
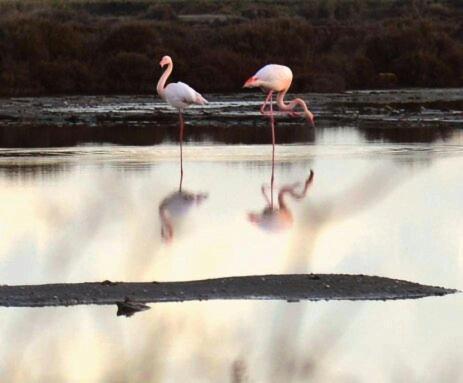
xmin=244 ymin=63 xmax=314 ymax=126
xmin=157 ymin=56 xmax=207 ymax=111
xmin=156 ymin=55 xmax=208 ymax=184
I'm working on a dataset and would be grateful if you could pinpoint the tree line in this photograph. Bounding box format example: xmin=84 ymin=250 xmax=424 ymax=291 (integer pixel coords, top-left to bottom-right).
xmin=0 ymin=0 xmax=462 ymax=95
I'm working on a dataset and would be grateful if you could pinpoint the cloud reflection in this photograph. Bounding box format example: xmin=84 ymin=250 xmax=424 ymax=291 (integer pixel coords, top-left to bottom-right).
xmin=0 ymin=143 xmax=462 ymax=382
xmin=264 ymin=163 xmax=408 ymax=382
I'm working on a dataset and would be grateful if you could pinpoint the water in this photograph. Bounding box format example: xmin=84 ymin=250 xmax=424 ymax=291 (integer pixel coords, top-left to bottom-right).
xmin=0 ymin=93 xmax=462 ymax=382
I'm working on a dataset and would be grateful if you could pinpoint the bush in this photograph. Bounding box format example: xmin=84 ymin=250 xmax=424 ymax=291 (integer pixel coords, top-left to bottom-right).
xmin=35 ymin=59 xmax=85 ymax=93
xmin=100 ymin=22 xmax=158 ymax=55
xmin=393 ymin=51 xmax=453 ymax=86
xmin=0 ymin=1 xmax=461 ymax=95
xmin=144 ymin=4 xmax=177 ymax=21
xmin=105 ymin=52 xmax=153 ymax=93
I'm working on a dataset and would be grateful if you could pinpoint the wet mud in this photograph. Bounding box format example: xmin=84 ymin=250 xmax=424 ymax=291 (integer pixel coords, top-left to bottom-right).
xmin=0 ymin=89 xmax=461 ymax=129
xmin=0 ymin=88 xmax=461 ymax=148
xmin=0 ymin=274 xmax=457 ymax=316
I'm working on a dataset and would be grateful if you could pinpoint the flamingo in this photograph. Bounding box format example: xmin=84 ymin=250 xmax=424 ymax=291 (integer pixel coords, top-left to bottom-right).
xmin=159 ymin=190 xmax=208 ymax=243
xmin=158 ymin=166 xmax=208 ymax=243
xmin=157 ymin=55 xmax=208 ymax=185
xmin=248 ymin=170 xmax=314 ymax=232
xmin=243 ymin=64 xmax=315 ymax=144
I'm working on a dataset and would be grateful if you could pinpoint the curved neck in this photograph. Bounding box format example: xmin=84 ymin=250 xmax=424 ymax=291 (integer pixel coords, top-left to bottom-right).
xmin=276 ymin=90 xmax=311 ymax=117
xmin=278 ymin=190 xmax=290 ymax=212
xmin=157 ymin=62 xmax=173 ymax=98
xmin=159 ymin=208 xmax=173 ymax=241
xmin=276 ymin=89 xmax=290 ymax=109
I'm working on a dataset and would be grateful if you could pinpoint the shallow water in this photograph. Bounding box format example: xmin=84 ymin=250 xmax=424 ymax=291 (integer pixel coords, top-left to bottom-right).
xmin=0 ymin=94 xmax=463 ymax=381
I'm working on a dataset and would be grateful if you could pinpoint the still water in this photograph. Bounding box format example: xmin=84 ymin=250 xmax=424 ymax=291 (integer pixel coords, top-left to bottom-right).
xmin=0 ymin=121 xmax=462 ymax=381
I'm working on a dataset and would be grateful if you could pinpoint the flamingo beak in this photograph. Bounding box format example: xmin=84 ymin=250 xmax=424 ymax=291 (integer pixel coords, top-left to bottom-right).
xmin=243 ymin=77 xmax=254 ymax=88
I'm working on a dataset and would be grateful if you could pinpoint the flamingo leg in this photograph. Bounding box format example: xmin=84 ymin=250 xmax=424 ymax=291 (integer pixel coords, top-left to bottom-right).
xmin=269 ymin=93 xmax=275 ymax=208
xmin=260 ymin=91 xmax=274 ymax=115
xmin=261 ymin=184 xmax=272 ymax=205
xmin=178 ymin=112 xmax=184 ymax=192
xmin=270 ymin=157 xmax=275 ymax=209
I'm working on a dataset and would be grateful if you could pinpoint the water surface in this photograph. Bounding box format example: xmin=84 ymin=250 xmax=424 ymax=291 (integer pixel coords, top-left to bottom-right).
xmin=0 ymin=94 xmax=462 ymax=382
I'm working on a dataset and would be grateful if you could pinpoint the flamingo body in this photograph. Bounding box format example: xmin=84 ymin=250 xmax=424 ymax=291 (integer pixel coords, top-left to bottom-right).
xmin=244 ymin=63 xmax=314 ymax=126
xmin=159 ymin=190 xmax=208 ymax=242
xmin=160 ymin=191 xmax=206 ymax=218
xmin=252 ymin=64 xmax=293 ymax=93
xmin=163 ymin=81 xmax=207 ymax=111
xmin=248 ymin=207 xmax=293 ymax=232
xmin=157 ymin=55 xmax=207 ymax=110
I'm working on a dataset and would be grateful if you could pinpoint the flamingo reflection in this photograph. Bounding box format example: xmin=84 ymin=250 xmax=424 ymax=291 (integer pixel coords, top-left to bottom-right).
xmin=158 ymin=173 xmax=208 ymax=243
xmin=248 ymin=170 xmax=314 ymax=232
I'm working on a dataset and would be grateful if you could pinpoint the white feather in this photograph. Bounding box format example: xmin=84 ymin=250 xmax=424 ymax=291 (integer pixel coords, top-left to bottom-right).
xmin=254 ymin=64 xmax=293 ymax=92
xmin=164 ymin=82 xmax=208 ymax=110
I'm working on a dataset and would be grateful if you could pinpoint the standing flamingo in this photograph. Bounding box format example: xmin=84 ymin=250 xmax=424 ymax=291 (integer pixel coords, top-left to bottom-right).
xmin=243 ymin=64 xmax=315 ymax=138
xmin=159 ymin=188 xmax=208 ymax=243
xmin=158 ymin=161 xmax=208 ymax=243
xmin=157 ymin=55 xmax=208 ymax=187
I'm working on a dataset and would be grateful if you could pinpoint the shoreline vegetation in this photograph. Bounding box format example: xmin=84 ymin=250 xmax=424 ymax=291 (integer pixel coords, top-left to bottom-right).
xmin=0 ymin=0 xmax=462 ymax=96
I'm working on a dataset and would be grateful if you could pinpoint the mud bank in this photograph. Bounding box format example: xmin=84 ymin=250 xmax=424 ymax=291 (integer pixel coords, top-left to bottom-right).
xmin=0 ymin=274 xmax=457 ymax=316
xmin=0 ymin=89 xmax=461 ymax=130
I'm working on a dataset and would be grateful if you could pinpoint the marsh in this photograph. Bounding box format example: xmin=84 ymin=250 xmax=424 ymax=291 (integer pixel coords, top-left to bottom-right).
xmin=0 ymin=89 xmax=462 ymax=381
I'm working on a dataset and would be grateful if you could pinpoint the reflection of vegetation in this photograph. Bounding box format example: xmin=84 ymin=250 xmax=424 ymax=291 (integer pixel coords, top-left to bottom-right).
xmin=0 ymin=163 xmax=71 ymax=179
xmin=357 ymin=124 xmax=456 ymax=167
xmin=0 ymin=0 xmax=461 ymax=95
xmin=0 ymin=122 xmax=315 ymax=147
xmin=358 ymin=125 xmax=454 ymax=143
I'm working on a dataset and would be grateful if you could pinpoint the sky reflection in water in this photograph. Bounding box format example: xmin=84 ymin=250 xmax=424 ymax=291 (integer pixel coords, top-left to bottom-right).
xmin=0 ymin=127 xmax=462 ymax=382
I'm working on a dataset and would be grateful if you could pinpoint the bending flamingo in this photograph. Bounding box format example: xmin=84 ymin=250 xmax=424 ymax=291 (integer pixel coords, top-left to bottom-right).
xmin=248 ymin=170 xmax=314 ymax=232
xmin=243 ymin=64 xmax=315 ymax=147
xmin=157 ymin=55 xmax=208 ymax=185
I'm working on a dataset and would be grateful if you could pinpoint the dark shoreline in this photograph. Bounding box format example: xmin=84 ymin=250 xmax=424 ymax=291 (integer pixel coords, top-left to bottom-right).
xmin=0 ymin=274 xmax=457 ymax=310
xmin=0 ymin=88 xmax=461 ymax=128
xmin=0 ymin=89 xmax=460 ymax=149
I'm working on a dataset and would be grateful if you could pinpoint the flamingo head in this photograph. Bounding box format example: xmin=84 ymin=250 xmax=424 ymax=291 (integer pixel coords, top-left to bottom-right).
xmin=247 ymin=206 xmax=273 ymax=225
xmin=247 ymin=212 xmax=262 ymax=224
xmin=159 ymin=55 xmax=172 ymax=68
xmin=243 ymin=76 xmax=258 ymax=88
